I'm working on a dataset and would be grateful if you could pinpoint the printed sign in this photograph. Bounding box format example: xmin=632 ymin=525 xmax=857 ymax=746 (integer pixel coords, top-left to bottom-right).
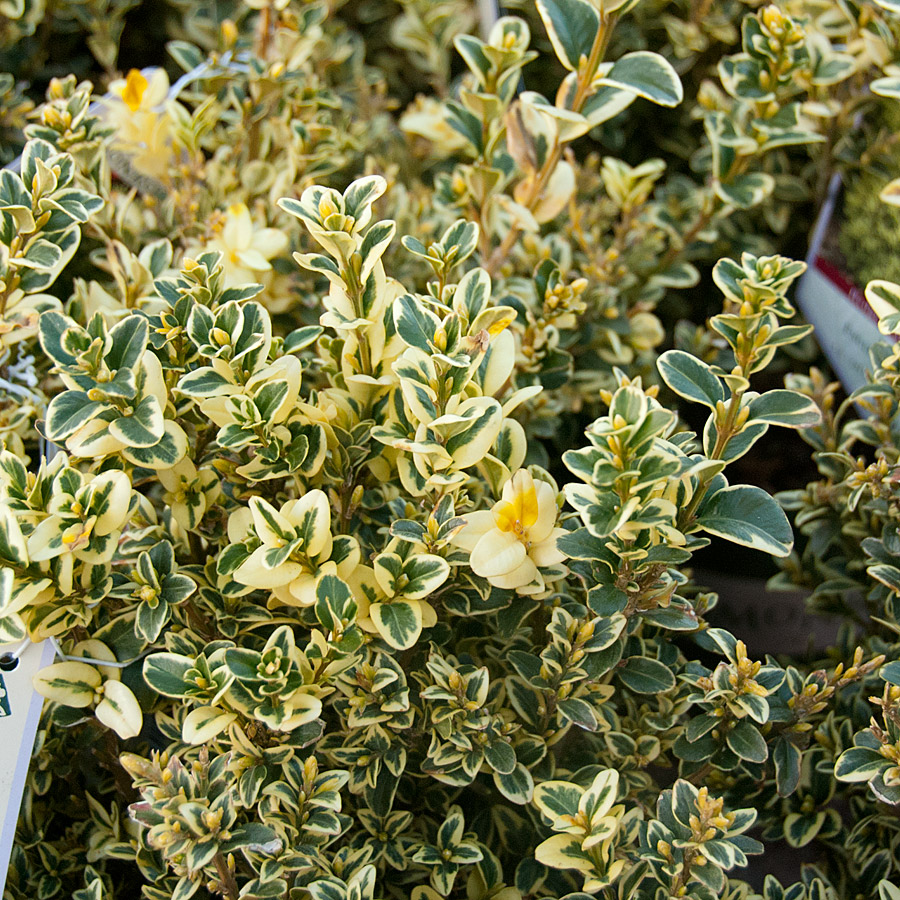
xmin=0 ymin=641 xmax=55 ymax=896
xmin=795 ymin=173 xmax=888 ymax=394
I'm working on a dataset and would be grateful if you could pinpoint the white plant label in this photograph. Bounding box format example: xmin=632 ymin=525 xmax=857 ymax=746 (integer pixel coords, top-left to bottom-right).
xmin=795 ymin=173 xmax=887 ymax=394
xmin=0 ymin=640 xmax=55 ymax=895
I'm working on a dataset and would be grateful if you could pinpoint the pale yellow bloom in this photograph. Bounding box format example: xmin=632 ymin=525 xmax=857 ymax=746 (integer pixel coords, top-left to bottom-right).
xmin=106 ymin=68 xmax=172 ymax=179
xmin=454 ymin=469 xmax=566 ymax=594
xmin=203 ymin=204 xmax=289 ymax=287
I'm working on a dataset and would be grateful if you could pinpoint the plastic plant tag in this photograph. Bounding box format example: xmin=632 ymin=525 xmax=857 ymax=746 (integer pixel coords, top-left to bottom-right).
xmin=477 ymin=0 xmax=500 ymax=36
xmin=0 ymin=640 xmax=55 ymax=896
xmin=795 ymin=173 xmax=887 ymax=394
xmin=106 ymin=145 xmax=168 ymax=199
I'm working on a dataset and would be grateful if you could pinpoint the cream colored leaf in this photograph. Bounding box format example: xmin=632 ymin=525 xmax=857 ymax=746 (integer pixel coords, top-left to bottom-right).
xmin=95 ymin=680 xmax=143 ymax=739
xmin=182 ymin=705 xmax=236 ymax=744
xmin=33 ymin=661 xmax=102 ymax=708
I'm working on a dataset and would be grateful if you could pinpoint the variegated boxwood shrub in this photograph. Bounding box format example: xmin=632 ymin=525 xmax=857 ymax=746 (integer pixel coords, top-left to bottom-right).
xmin=2 ymin=1 xmax=900 ymax=899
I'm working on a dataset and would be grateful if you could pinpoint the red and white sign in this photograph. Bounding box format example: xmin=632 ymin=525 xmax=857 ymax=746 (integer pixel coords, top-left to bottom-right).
xmin=795 ymin=173 xmax=888 ymax=394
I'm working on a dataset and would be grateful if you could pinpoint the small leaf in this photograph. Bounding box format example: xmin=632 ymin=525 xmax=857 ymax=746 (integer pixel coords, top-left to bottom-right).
xmin=747 ymin=390 xmax=820 ymax=428
xmin=783 ymin=812 xmax=824 ymax=848
xmin=535 ymin=0 xmax=599 ymax=72
xmin=182 ymin=705 xmax=236 ymax=744
xmin=394 ymin=294 xmax=442 ymax=353
xmin=484 ymin=741 xmax=517 ymax=775
xmin=171 ymin=876 xmax=200 ymax=900
xmin=618 ymin=656 xmax=676 ymax=694
xmin=315 ymin=574 xmax=357 ymax=632
xmin=533 ymin=780 xmax=581 ymax=821
xmin=872 ymin=76 xmax=900 ymax=100
xmin=220 ymin=823 xmax=282 ymax=856
xmin=726 ymin=721 xmax=768 ymax=763
xmin=0 ymin=506 xmax=28 ymax=566
xmin=696 ymin=485 xmax=793 ymax=557
xmin=867 ymin=279 xmax=900 ymax=334
xmin=557 ymin=697 xmax=598 ymax=731
xmin=142 ymin=653 xmax=192 ymax=698
xmin=108 ymin=394 xmax=166 ymax=448
xmin=135 ymin=598 xmax=169 ymax=643
xmin=534 ymin=834 xmax=591 ymax=873
xmin=20 ymin=239 xmax=62 ymax=270
xmin=370 ymin=601 xmax=422 ymax=650
xmin=45 ymin=391 xmax=104 ymax=441
xmin=95 ymin=680 xmax=143 ymax=739
xmin=881 ymin=660 xmax=900 ymax=687
xmin=598 ymin=51 xmax=683 ymax=106
xmin=493 ymin=763 xmax=534 ymax=805
xmin=658 ymin=350 xmax=725 ymax=409
xmin=33 ymin=661 xmax=102 ymax=708
xmin=835 ymin=746 xmax=887 ymax=783
xmin=715 ymin=172 xmax=775 ymax=209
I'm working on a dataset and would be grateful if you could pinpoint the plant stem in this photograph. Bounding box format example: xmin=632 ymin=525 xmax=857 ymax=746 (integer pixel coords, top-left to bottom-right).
xmin=256 ymin=2 xmax=273 ymax=60
xmin=485 ymin=14 xmax=615 ymax=278
xmin=672 ymin=845 xmax=698 ymax=892
xmin=214 ymin=852 xmax=240 ymax=900
xmin=188 ymin=530 xmax=206 ymax=566
xmin=183 ymin=596 xmax=215 ymax=641
xmin=343 ymin=259 xmax=374 ymax=376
